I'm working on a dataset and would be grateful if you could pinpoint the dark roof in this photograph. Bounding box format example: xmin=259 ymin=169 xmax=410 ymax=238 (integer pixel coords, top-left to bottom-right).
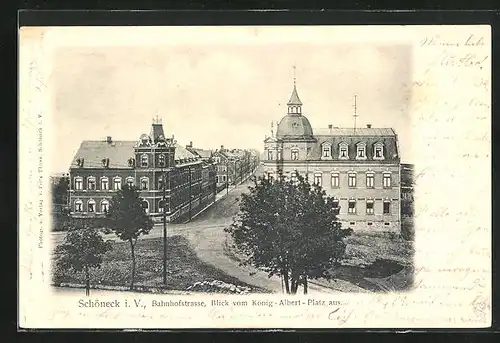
xmin=276 ymin=114 xmax=314 ymax=139
xmin=305 ymin=130 xmax=399 ymax=161
xmin=70 ymin=140 xmax=198 ymax=169
xmin=190 ymin=148 xmax=212 ymax=159
xmin=313 ymin=127 xmax=396 ymax=136
xmin=287 ymin=85 xmax=302 ymax=105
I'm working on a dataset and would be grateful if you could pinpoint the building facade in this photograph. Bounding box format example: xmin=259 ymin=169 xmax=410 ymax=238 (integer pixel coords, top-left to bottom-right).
xmin=262 ymin=84 xmax=402 ymax=232
xmin=68 ymin=120 xmax=216 ymax=223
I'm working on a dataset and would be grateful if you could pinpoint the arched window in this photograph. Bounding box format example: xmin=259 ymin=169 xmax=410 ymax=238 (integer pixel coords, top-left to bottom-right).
xmin=332 ymin=197 xmax=339 ymax=210
xmin=113 ymin=177 xmax=122 ymax=190
xmin=158 ymin=199 xmax=166 ymax=213
xmin=100 ymin=199 xmax=110 ymax=213
xmin=267 ymin=171 xmax=274 ymax=181
xmin=100 ymin=177 xmax=109 ymax=190
xmin=141 ymin=154 xmax=149 ymax=167
xmin=374 ymin=143 xmax=385 ymax=160
xmin=356 ymin=142 xmax=367 ymax=160
xmin=74 ymin=177 xmax=83 ymax=190
xmin=321 ymin=142 xmax=331 ymax=158
xmin=74 ymin=199 xmax=83 ymax=212
xmin=87 ymin=176 xmax=96 ymax=190
xmin=339 ymin=143 xmax=349 ymax=159
xmin=158 ymin=153 xmax=166 ymax=167
xmin=140 ymin=177 xmax=149 ymax=190
xmin=291 ymin=148 xmax=299 ymax=160
xmin=267 ymin=149 xmax=274 ymax=160
xmin=142 ymin=200 xmax=149 ymax=214
xmin=314 ymin=172 xmax=322 ymax=186
xmin=126 ymin=177 xmax=134 ymax=188
xmin=88 ymin=199 xmax=96 ymax=213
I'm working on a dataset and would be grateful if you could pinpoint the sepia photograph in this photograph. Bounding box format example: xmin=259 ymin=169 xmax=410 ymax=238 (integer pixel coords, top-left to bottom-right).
xmin=19 ymin=24 xmax=490 ymax=328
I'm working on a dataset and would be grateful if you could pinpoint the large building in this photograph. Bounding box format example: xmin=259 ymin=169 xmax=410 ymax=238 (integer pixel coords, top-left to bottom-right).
xmin=68 ymin=119 xmax=216 ymax=223
xmin=262 ymin=83 xmax=402 ymax=232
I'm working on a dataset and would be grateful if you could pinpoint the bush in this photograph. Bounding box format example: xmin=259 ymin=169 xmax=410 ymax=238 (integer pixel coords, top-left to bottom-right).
xmin=401 ymin=216 xmax=414 ymax=241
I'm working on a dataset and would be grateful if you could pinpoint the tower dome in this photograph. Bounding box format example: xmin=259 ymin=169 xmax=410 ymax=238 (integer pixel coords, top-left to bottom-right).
xmin=276 ymin=84 xmax=314 ymax=140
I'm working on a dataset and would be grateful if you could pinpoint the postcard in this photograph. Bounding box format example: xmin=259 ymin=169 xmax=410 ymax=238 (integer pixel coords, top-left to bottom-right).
xmin=18 ymin=25 xmax=491 ymax=329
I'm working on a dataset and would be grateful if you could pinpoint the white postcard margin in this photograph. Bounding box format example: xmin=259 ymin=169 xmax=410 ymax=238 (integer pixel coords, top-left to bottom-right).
xmin=18 ymin=25 xmax=491 ymax=328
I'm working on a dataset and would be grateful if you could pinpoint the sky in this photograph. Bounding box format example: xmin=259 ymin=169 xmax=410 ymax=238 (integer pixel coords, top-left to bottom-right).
xmin=48 ymin=27 xmax=413 ymax=174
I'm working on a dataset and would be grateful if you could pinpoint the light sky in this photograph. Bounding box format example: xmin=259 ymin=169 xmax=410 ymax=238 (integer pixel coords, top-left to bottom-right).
xmin=49 ymin=29 xmax=412 ymax=174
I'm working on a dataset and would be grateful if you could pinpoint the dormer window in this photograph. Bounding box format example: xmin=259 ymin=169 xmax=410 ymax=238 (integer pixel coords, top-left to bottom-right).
xmin=141 ymin=154 xmax=149 ymax=167
xmin=356 ymin=143 xmax=367 ymax=160
xmin=374 ymin=143 xmax=385 ymax=160
xmin=339 ymin=143 xmax=348 ymax=159
xmin=321 ymin=143 xmax=331 ymax=158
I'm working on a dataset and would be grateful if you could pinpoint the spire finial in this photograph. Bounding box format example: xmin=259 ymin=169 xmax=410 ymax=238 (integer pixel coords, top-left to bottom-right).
xmin=153 ymin=111 xmax=162 ymax=124
xmin=293 ymin=65 xmax=296 ymax=86
xmin=271 ymin=121 xmax=274 ymax=137
xmin=353 ymin=95 xmax=359 ymax=134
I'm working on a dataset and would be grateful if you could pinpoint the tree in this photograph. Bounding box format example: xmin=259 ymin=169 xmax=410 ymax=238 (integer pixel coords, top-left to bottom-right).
xmin=226 ymin=173 xmax=352 ymax=294
xmin=106 ymin=184 xmax=153 ymax=289
xmin=55 ymin=219 xmax=112 ymax=296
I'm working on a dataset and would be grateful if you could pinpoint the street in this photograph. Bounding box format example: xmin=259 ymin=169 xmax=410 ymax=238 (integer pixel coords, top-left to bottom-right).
xmin=51 ymin=172 xmax=357 ymax=294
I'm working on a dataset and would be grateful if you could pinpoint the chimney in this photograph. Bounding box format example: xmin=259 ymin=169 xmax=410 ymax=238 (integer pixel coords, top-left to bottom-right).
xmin=328 ymin=124 xmax=333 ymax=129
xmin=220 ymin=145 xmax=224 ymax=151
xmin=106 ymin=136 xmax=112 ymax=143
xmin=366 ymin=124 xmax=372 ymax=128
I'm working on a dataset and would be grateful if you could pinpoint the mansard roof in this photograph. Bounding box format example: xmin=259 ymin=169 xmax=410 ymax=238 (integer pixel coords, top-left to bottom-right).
xmin=70 ymin=140 xmax=198 ymax=169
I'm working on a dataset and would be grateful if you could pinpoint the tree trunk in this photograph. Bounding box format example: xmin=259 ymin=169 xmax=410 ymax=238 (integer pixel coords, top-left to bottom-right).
xmin=303 ymin=276 xmax=308 ymax=295
xmin=129 ymin=239 xmax=136 ymax=290
xmin=290 ymin=277 xmax=299 ymax=294
xmin=85 ymin=265 xmax=90 ymax=296
xmin=281 ymin=267 xmax=290 ymax=294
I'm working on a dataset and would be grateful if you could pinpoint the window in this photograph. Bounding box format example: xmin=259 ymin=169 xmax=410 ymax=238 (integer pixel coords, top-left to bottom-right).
xmin=366 ymin=173 xmax=374 ymax=188
xmin=74 ymin=199 xmax=83 ymax=212
xmin=367 ymin=222 xmax=373 ymax=226
xmin=88 ymin=199 xmax=96 ymax=213
xmin=74 ymin=177 xmax=83 ymax=190
xmin=383 ymin=173 xmax=392 ymax=188
xmin=384 ymin=222 xmax=390 ymax=226
xmin=339 ymin=143 xmax=348 ymax=159
xmin=356 ymin=143 xmax=367 ymax=159
xmin=366 ymin=200 xmax=374 ymax=214
xmin=349 ymin=222 xmax=355 ymax=226
xmin=277 ymin=150 xmax=282 ymax=160
xmin=141 ymin=154 xmax=148 ymax=167
xmin=113 ymin=177 xmax=122 ymax=190
xmin=331 ymin=173 xmax=339 ymax=188
xmin=101 ymin=199 xmax=109 ymax=213
xmin=158 ymin=178 xmax=164 ymax=189
xmin=268 ymin=150 xmax=273 ymax=160
xmin=87 ymin=177 xmax=96 ymax=190
xmin=100 ymin=177 xmax=109 ymax=190
xmin=126 ymin=177 xmax=134 ymax=188
xmin=223 ymin=175 xmax=227 ymax=182
xmin=291 ymin=171 xmax=298 ymax=183
xmin=348 ymin=200 xmax=356 ymax=214
xmin=158 ymin=154 xmax=166 ymax=167
xmin=267 ymin=171 xmax=274 ymax=181
xmin=374 ymin=143 xmax=384 ymax=160
xmin=291 ymin=149 xmax=299 ymax=160
xmin=142 ymin=200 xmax=149 ymax=213
xmin=383 ymin=200 xmax=391 ymax=214
xmin=314 ymin=173 xmax=322 ymax=186
xmin=158 ymin=199 xmax=166 ymax=213
xmin=348 ymin=173 xmax=357 ymax=187
xmin=332 ymin=198 xmax=339 ymax=209
xmin=322 ymin=144 xmax=331 ymax=158
xmin=140 ymin=177 xmax=149 ymax=190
